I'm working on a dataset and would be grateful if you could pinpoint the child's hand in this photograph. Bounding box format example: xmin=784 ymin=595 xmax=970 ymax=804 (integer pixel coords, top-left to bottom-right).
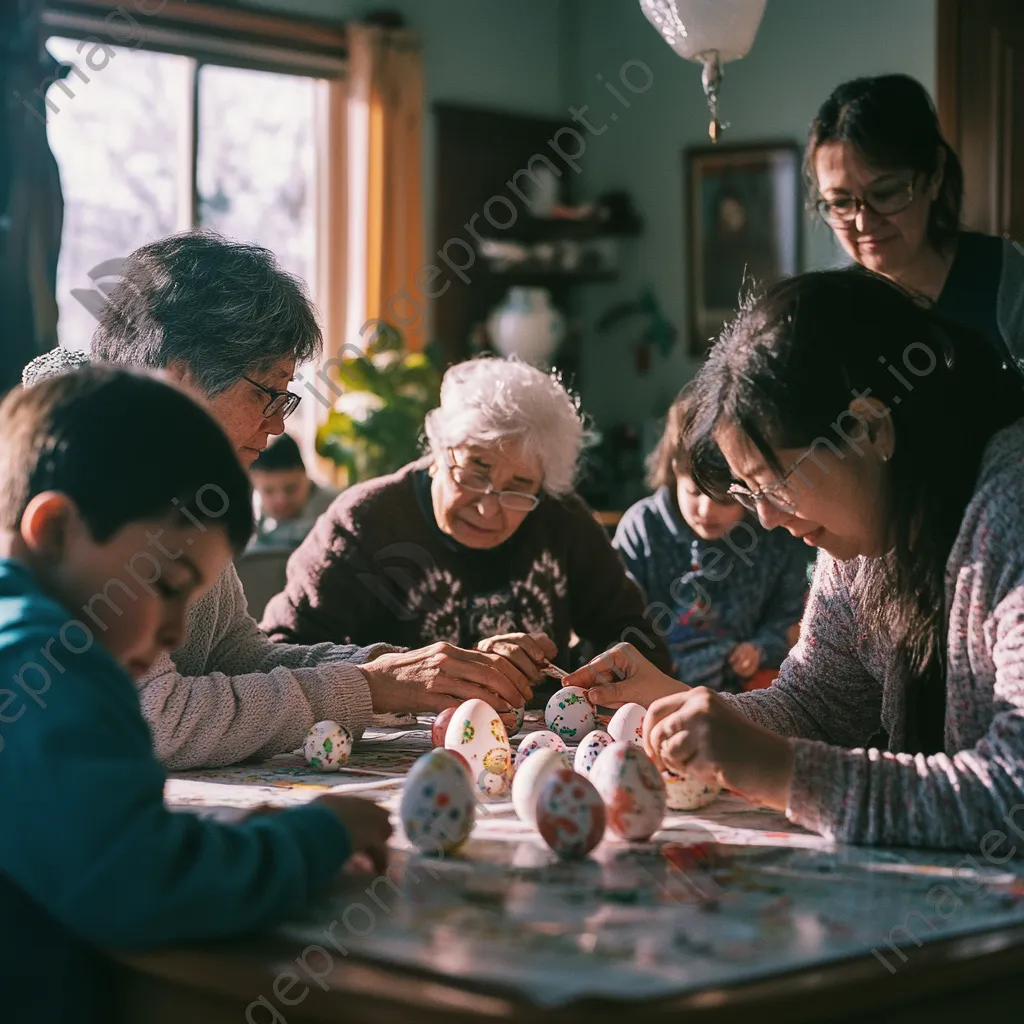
xmin=313 ymin=795 xmax=392 ymax=874
xmin=564 ymin=642 xmax=688 ymax=708
xmin=643 ymin=688 xmax=794 ymax=810
xmin=729 ymin=642 xmax=761 ymax=679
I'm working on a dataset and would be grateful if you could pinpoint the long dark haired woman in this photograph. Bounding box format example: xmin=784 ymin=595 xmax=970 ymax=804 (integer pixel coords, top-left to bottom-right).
xmin=567 ymin=270 xmax=1024 ymax=849
xmin=807 ymin=73 xmax=1024 ymax=369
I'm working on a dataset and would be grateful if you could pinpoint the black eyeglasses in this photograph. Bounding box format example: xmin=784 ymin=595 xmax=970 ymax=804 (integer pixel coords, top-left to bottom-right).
xmin=815 ymin=178 xmax=918 ymax=227
xmin=241 ymin=375 xmax=302 ymax=420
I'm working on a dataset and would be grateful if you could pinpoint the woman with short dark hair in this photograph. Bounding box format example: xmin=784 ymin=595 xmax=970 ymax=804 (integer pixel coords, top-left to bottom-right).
xmin=807 ymin=73 xmax=1024 ymax=369
xmin=569 ymin=270 xmax=1024 ymax=850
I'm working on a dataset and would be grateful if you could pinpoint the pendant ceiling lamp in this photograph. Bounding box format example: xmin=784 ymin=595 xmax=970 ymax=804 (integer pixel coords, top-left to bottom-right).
xmin=639 ymin=0 xmax=767 ymax=142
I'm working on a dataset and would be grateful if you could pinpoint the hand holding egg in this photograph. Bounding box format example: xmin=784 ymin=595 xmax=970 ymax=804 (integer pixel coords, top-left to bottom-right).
xmin=644 ymin=687 xmax=795 ymax=811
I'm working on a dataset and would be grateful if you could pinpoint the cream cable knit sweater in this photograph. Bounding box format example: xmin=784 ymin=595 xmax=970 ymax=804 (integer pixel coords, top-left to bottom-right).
xmin=140 ymin=563 xmax=391 ymax=770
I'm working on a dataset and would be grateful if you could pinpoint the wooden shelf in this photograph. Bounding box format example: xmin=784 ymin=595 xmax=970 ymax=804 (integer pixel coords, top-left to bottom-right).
xmin=476 ymin=213 xmax=641 ymax=244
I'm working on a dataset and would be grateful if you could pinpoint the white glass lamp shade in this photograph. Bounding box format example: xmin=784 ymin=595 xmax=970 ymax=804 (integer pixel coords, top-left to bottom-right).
xmin=639 ymin=0 xmax=767 ymax=64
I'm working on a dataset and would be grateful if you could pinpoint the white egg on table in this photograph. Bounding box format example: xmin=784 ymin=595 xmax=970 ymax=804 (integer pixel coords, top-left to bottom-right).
xmin=590 ymin=741 xmax=666 ymax=841
xmin=444 ymin=698 xmax=512 ymax=801
xmin=544 ymin=686 xmax=598 ymax=742
xmin=536 ymin=768 xmax=606 ymax=859
xmin=513 ymin=730 xmax=567 ymax=770
xmin=302 ymin=720 xmax=353 ymax=771
xmin=401 ymin=749 xmax=476 ymax=853
xmin=573 ymin=729 xmax=612 ymax=776
xmin=663 ymin=769 xmax=723 ymax=811
xmin=607 ymin=702 xmax=647 ymax=746
xmin=511 ymin=746 xmax=572 ymax=826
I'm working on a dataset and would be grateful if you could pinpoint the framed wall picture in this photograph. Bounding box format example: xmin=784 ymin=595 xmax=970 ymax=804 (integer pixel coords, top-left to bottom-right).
xmin=685 ymin=142 xmax=802 ymax=354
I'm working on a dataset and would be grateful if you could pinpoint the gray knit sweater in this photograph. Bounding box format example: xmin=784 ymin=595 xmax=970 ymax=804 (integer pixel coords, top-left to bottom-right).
xmin=725 ymin=418 xmax=1024 ymax=849
xmin=140 ymin=563 xmax=388 ymax=770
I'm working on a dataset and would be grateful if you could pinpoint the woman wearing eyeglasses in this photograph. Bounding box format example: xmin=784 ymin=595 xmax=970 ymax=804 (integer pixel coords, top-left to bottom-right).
xmin=809 ymin=74 xmax=1024 ymax=370
xmin=261 ymin=357 xmax=673 ymax=698
xmin=567 ymin=270 xmax=1024 ymax=849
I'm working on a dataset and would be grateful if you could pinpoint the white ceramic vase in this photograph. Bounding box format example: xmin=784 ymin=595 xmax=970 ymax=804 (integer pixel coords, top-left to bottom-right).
xmin=486 ymin=287 xmax=566 ymax=367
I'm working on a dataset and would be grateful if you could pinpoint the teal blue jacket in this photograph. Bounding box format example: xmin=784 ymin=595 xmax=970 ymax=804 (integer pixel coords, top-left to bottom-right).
xmin=0 ymin=559 xmax=351 ymax=1022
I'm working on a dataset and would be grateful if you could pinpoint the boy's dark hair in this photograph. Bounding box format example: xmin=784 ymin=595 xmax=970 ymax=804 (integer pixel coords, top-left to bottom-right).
xmin=251 ymin=433 xmax=305 ymax=474
xmin=1 ymin=367 xmax=253 ymax=551
xmin=646 ymin=383 xmax=696 ymax=490
xmin=92 ymin=231 xmax=322 ymax=396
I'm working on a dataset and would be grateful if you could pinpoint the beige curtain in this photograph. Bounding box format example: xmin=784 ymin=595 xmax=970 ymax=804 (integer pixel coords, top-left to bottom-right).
xmin=346 ymin=23 xmax=424 ymax=351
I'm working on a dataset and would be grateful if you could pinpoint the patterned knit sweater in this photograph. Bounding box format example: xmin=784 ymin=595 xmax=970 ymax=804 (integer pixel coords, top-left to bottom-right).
xmin=138 ymin=563 xmax=392 ymax=770
xmin=724 ymin=418 xmax=1024 ymax=849
xmin=261 ymin=459 xmax=673 ymax=674
xmin=614 ymin=487 xmax=813 ymax=690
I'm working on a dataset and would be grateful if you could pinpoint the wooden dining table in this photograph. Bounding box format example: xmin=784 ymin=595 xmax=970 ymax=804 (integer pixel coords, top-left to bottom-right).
xmin=110 ymin=715 xmax=1024 ymax=1023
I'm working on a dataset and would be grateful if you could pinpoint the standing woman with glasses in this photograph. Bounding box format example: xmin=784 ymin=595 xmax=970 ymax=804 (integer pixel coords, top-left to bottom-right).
xmin=566 ymin=271 xmax=1024 ymax=850
xmin=809 ymin=73 xmax=1024 ymax=370
xmin=262 ymin=357 xmax=673 ymax=694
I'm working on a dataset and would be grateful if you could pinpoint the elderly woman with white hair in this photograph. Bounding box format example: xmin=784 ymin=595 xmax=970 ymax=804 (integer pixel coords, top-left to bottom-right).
xmin=261 ymin=358 xmax=672 ymax=693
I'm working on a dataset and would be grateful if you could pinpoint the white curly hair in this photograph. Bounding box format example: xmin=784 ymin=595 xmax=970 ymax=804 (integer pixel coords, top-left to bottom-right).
xmin=423 ymin=357 xmax=591 ymax=497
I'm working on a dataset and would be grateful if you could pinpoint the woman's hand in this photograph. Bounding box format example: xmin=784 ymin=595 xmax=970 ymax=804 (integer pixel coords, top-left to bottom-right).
xmin=475 ymin=631 xmax=557 ymax=684
xmin=644 ymin=688 xmax=794 ymax=810
xmin=361 ymin=643 xmax=531 ymax=715
xmin=563 ymin=642 xmax=689 ymax=709
xmin=729 ymin=642 xmax=761 ymax=680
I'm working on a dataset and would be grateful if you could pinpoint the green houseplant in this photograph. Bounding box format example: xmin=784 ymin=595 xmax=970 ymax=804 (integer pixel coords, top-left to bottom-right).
xmin=315 ymin=323 xmax=443 ymax=486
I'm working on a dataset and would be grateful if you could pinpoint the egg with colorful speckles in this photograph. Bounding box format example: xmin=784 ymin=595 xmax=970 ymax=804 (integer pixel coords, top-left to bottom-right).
xmin=662 ymin=769 xmax=722 ymax=811
xmin=302 ymin=720 xmax=353 ymax=771
xmin=544 ymin=686 xmax=598 ymax=742
xmin=590 ymin=742 xmax=666 ymax=840
xmin=512 ymin=746 xmax=572 ymax=826
xmin=514 ymin=730 xmax=567 ymax=770
xmin=607 ymin=702 xmax=646 ymax=746
xmin=573 ymin=729 xmax=612 ymax=775
xmin=536 ymin=768 xmax=606 ymax=859
xmin=444 ymin=698 xmax=512 ymax=801
xmin=401 ymin=749 xmax=476 ymax=853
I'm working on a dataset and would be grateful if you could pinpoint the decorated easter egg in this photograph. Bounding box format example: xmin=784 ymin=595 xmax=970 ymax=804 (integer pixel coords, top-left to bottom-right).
xmin=401 ymin=749 xmax=476 ymax=853
xmin=590 ymin=742 xmax=666 ymax=840
xmin=573 ymin=729 xmax=613 ymax=775
xmin=444 ymin=698 xmax=512 ymax=801
xmin=504 ymin=704 xmax=526 ymax=736
xmin=431 ymin=706 xmax=458 ymax=748
xmin=607 ymin=702 xmax=646 ymax=747
xmin=663 ymin=769 xmax=723 ymax=811
xmin=536 ymin=768 xmax=606 ymax=859
xmin=302 ymin=720 xmax=353 ymax=771
xmin=545 ymin=686 xmax=599 ymax=742
xmin=514 ymin=730 xmax=567 ymax=770
xmin=512 ymin=746 xmax=572 ymax=826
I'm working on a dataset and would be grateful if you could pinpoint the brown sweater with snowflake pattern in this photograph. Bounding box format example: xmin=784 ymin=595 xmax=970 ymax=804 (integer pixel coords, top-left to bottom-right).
xmin=261 ymin=459 xmax=672 ymax=674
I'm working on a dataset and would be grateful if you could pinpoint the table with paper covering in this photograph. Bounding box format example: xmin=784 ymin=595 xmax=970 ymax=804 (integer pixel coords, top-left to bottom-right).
xmin=113 ymin=715 xmax=1024 ymax=1022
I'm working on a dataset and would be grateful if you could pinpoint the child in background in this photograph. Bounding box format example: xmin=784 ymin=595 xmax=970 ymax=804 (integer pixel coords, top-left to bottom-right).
xmin=249 ymin=433 xmax=339 ymax=551
xmin=0 ymin=369 xmax=390 ymax=1024
xmin=613 ymin=384 xmax=813 ymax=693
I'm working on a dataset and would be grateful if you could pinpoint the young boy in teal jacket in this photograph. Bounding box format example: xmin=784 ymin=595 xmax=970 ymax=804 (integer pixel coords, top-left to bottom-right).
xmin=0 ymin=368 xmax=391 ymax=1022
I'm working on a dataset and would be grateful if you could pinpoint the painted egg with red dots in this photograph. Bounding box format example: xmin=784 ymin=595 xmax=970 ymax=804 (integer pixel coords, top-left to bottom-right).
xmin=514 ymin=729 xmax=567 ymax=770
xmin=590 ymin=742 xmax=666 ymax=841
xmin=536 ymin=768 xmax=606 ymax=859
xmin=607 ymin=702 xmax=647 ymax=747
xmin=401 ymin=749 xmax=476 ymax=853
xmin=573 ymin=729 xmax=612 ymax=775
xmin=431 ymin=706 xmax=458 ymax=748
